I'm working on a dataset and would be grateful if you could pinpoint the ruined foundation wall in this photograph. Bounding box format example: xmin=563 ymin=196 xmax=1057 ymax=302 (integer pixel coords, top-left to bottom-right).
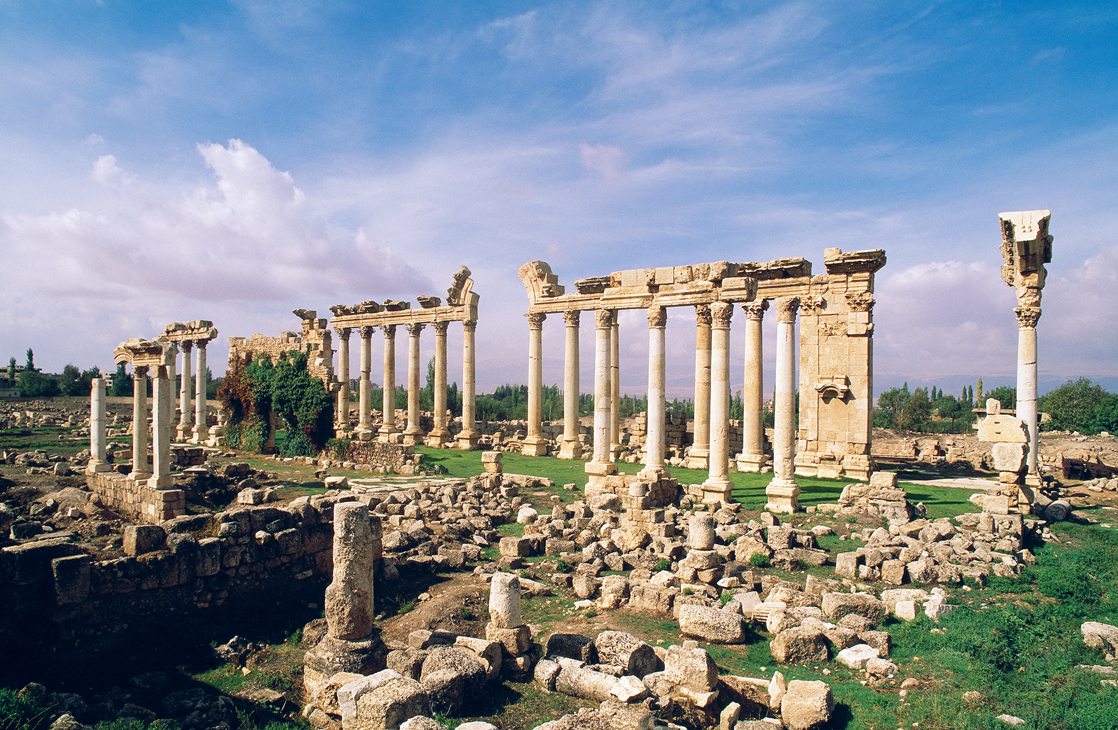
xmin=85 ymin=471 xmax=186 ymax=523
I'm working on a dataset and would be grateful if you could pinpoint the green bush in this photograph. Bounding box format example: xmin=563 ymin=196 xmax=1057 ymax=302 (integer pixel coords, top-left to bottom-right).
xmin=748 ymin=552 xmax=771 ymax=568
xmin=0 ymin=687 xmax=51 ymax=730
xmin=653 ymin=558 xmax=671 ymax=572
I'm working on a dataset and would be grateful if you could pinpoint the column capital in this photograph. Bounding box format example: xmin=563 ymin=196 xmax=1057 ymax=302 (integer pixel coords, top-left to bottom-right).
xmin=1014 ymin=306 xmax=1041 ymax=328
xmin=359 ymin=325 xmax=375 ymax=340
xmin=134 ymin=365 xmax=150 ymax=377
xmin=775 ymin=296 xmax=801 ymax=324
xmin=845 ymin=292 xmax=874 ymax=313
xmin=742 ymin=299 xmax=769 ymax=321
xmin=695 ymin=303 xmax=712 ymax=326
xmin=463 ymin=318 xmax=477 ymax=332
xmin=383 ymin=323 xmax=397 ymax=338
xmin=527 ymin=312 xmax=546 ymax=330
xmin=333 ymin=326 xmax=352 ymax=339
xmin=647 ymin=305 xmax=667 ymax=328
xmin=196 ymin=339 xmax=208 ymax=351
xmin=563 ymin=310 xmax=581 ymax=327
xmin=406 ymin=322 xmax=426 ymax=337
xmin=595 ymin=309 xmax=614 ymax=329
xmin=433 ymin=321 xmax=450 ymax=336
xmin=180 ymin=340 xmax=193 ymax=353
xmin=710 ymin=301 xmax=733 ymax=328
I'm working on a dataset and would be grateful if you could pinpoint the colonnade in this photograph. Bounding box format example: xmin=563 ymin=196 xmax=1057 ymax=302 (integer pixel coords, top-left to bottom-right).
xmin=112 ymin=337 xmax=179 ymax=488
xmin=160 ymin=321 xmax=218 ymax=445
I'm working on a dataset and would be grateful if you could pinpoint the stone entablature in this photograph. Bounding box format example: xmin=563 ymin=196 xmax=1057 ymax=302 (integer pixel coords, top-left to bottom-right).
xmin=159 ymin=320 xmax=219 ymax=443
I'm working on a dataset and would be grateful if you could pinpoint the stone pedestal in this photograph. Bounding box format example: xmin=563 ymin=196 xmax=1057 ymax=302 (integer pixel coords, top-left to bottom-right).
xmin=683 ymin=305 xmax=712 ymax=470
xmin=977 ymin=399 xmax=1033 ymax=514
xmin=559 ymin=311 xmax=583 ymax=460
xmin=403 ymin=323 xmax=424 ymax=445
xmin=522 ymin=313 xmax=548 ymax=456
xmin=766 ymin=297 xmax=800 ymax=513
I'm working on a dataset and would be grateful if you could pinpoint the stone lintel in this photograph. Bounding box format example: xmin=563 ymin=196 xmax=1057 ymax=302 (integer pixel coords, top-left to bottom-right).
xmin=823 ymin=248 xmax=887 ymax=276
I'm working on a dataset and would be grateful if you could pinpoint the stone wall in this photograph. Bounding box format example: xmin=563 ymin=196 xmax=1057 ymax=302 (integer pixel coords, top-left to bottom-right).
xmin=228 ymin=315 xmax=335 ymax=388
xmin=85 ymin=470 xmax=186 ymax=523
xmin=340 ymin=440 xmax=422 ymax=474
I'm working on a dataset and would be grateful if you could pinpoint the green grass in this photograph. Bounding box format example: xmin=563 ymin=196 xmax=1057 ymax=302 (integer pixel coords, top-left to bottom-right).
xmin=0 ymin=427 xmax=88 ymax=456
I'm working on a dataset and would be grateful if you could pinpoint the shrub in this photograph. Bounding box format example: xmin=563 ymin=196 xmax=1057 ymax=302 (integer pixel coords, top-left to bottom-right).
xmin=748 ymin=552 xmax=771 ymax=568
xmin=654 ymin=558 xmax=672 ymax=572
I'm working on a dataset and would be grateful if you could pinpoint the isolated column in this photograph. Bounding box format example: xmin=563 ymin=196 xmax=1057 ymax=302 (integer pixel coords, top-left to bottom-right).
xmin=150 ymin=360 xmax=174 ymax=488
xmin=427 ymin=321 xmax=451 ymax=446
xmin=643 ymin=305 xmax=668 ymax=475
xmin=193 ymin=342 xmax=209 ymax=444
xmin=766 ymin=297 xmax=801 ymax=513
xmin=523 ymin=312 xmax=548 ymax=456
xmin=177 ymin=342 xmax=193 ymax=441
xmin=585 ymin=309 xmax=617 ymax=477
xmin=686 ymin=304 xmax=712 ymax=469
xmin=379 ymin=325 xmax=398 ymax=441
xmin=738 ymin=300 xmax=769 ymax=472
xmin=403 ymin=323 xmax=425 ymax=445
xmin=130 ymin=365 xmax=151 ymax=480
xmin=356 ymin=325 xmax=374 ymax=440
xmin=559 ymin=311 xmax=583 ymax=459
xmin=88 ymin=377 xmax=110 ymax=473
xmin=702 ymin=302 xmax=733 ymax=503
xmin=1016 ymin=306 xmax=1041 ymax=476
xmin=610 ymin=315 xmax=621 ymax=457
xmin=334 ymin=327 xmax=351 ymax=436
xmin=457 ymin=319 xmax=478 ymax=450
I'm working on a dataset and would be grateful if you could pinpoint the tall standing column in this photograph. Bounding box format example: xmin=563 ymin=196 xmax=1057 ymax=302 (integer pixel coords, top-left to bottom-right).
xmin=379 ymin=325 xmax=398 ymax=441
xmin=131 ymin=366 xmax=150 ymax=480
xmin=193 ymin=342 xmax=209 ymax=444
xmin=356 ymin=325 xmax=375 ymax=440
xmin=559 ymin=311 xmax=583 ymax=459
xmin=1016 ymin=307 xmax=1041 ymax=477
xmin=177 ymin=342 xmax=193 ymax=441
xmin=457 ymin=319 xmax=478 ymax=450
xmin=702 ymin=302 xmax=733 ymax=503
xmin=643 ymin=305 xmax=668 ymax=475
xmin=585 ymin=310 xmax=617 ymax=478
xmin=610 ymin=315 xmax=621 ymax=457
xmin=403 ymin=323 xmax=425 ymax=445
xmin=334 ymin=327 xmax=351 ymax=436
xmin=150 ymin=360 xmax=174 ymax=488
xmin=684 ymin=305 xmax=712 ymax=469
xmin=426 ymin=321 xmax=451 ymax=447
xmin=766 ymin=297 xmax=801 ymax=513
xmin=737 ymin=300 xmax=770 ymax=472
xmin=523 ymin=312 xmax=548 ymax=456
xmin=88 ymin=377 xmax=110 ymax=473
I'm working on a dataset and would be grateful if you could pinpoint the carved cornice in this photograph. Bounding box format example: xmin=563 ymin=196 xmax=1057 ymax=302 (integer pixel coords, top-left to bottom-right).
xmin=775 ymin=296 xmax=801 ymax=324
xmin=694 ymin=304 xmax=712 ymax=326
xmin=742 ymin=300 xmax=769 ymax=322
xmin=527 ymin=312 xmax=547 ymax=330
xmin=647 ymin=305 xmax=667 ymax=328
xmin=710 ymin=302 xmax=733 ymax=328
xmin=595 ymin=309 xmax=614 ymax=329
xmin=563 ymin=310 xmax=581 ymax=327
xmin=1014 ymin=306 xmax=1042 ymax=329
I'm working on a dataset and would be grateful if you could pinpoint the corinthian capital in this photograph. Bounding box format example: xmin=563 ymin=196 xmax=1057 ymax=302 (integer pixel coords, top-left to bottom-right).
xmin=647 ymin=305 xmax=667 ymax=328
xmin=405 ymin=322 xmax=425 ymax=337
xmin=527 ymin=312 xmax=547 ymax=330
xmin=694 ymin=304 xmax=712 ymax=326
xmin=742 ymin=299 xmax=769 ymax=321
xmin=710 ymin=302 xmax=733 ymax=328
xmin=1014 ymin=306 xmax=1041 ymax=329
xmin=433 ymin=321 xmax=450 ymax=336
xmin=775 ymin=296 xmax=801 ymax=324
xmin=333 ymin=326 xmax=352 ymax=340
xmin=595 ymin=309 xmax=614 ymax=329
xmin=359 ymin=325 xmax=375 ymax=340
xmin=563 ymin=310 xmax=581 ymax=327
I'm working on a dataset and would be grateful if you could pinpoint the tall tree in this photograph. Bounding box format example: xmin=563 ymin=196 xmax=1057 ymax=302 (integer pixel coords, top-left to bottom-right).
xmin=25 ymin=348 xmax=34 ymax=372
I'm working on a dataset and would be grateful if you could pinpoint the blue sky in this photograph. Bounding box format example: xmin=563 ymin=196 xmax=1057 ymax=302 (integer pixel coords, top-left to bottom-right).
xmin=2 ymin=0 xmax=1116 ymax=401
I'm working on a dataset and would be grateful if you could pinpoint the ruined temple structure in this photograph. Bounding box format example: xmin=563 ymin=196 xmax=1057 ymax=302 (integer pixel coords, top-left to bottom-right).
xmin=519 ymin=248 xmax=886 ymax=510
xmin=329 ymin=266 xmax=481 ymax=450
xmin=228 ymin=311 xmax=335 ymax=388
xmin=159 ymin=320 xmax=218 ymax=444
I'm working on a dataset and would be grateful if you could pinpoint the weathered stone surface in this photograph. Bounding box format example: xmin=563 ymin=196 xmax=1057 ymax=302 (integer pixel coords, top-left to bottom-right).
xmin=325 ymin=502 xmax=374 ymax=641
xmin=545 ymin=633 xmax=598 ymax=664
xmin=488 ymin=572 xmax=522 ymax=628
xmin=419 ymin=647 xmax=487 ymax=715
xmin=353 ymin=676 xmax=431 ymax=730
xmin=594 ymin=631 xmax=657 ymax=678
xmin=769 ymin=627 xmax=828 ymax=664
xmin=554 ymin=665 xmax=618 ymax=702
xmin=664 ymin=645 xmax=718 ymax=692
xmin=834 ymin=643 xmax=879 ymax=669
xmin=678 ymin=604 xmax=748 ymax=644
xmin=821 ymin=592 xmax=886 ymax=624
xmin=780 ymin=680 xmax=834 ymax=730
xmin=1082 ymin=621 xmax=1118 ymax=656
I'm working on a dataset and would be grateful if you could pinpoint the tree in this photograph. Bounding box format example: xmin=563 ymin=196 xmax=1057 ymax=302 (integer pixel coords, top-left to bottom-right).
xmin=900 ymin=387 xmax=932 ymax=431
xmin=111 ymin=363 xmax=133 ymax=397
xmin=1040 ymin=378 xmax=1110 ymax=434
xmin=985 ymin=386 xmax=1017 ymax=410
xmin=875 ymin=384 xmax=911 ymax=429
xmin=18 ymin=369 xmax=59 ymax=397
xmin=58 ymin=364 xmax=84 ymax=396
xmin=25 ymin=348 xmax=34 ymax=372
xmin=1094 ymin=393 xmax=1118 ymax=435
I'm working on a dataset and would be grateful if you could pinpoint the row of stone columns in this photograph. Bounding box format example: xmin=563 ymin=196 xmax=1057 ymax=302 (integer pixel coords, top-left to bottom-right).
xmin=336 ymin=320 xmax=477 ymax=449
xmin=174 ymin=341 xmax=211 ymax=444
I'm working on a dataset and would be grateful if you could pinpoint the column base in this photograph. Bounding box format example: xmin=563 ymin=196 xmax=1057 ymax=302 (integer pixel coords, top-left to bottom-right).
xmin=765 ymin=477 xmax=800 ymax=514
xmin=147 ymin=474 xmax=175 ymax=489
xmin=377 ymin=426 xmax=399 ymax=443
xmin=609 ymin=444 xmax=622 ymax=459
xmin=638 ymin=464 xmax=670 ymax=481
xmin=129 ymin=471 xmax=152 ymax=483
xmin=557 ymin=439 xmax=583 ymax=460
xmin=682 ymin=448 xmax=709 ymax=470
xmin=176 ymin=424 xmax=194 ymax=442
xmin=192 ymin=426 xmax=210 ymax=444
xmin=521 ymin=437 xmax=548 ymax=457
xmin=86 ymin=461 xmax=112 ymax=474
xmin=735 ymin=452 xmax=769 ymax=473
xmin=584 ymin=460 xmax=617 ymax=477
xmin=425 ymin=429 xmax=452 ymax=448
xmin=401 ymin=428 xmax=423 ymax=446
xmin=354 ymin=427 xmax=374 ymax=442
xmin=456 ymin=431 xmax=479 ymax=450
xmin=842 ymin=454 xmax=873 ymax=482
xmin=700 ymin=476 xmax=733 ymax=505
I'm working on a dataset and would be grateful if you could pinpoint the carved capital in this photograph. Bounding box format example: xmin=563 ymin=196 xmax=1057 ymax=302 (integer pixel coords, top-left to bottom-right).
xmin=359 ymin=325 xmax=375 ymax=340
xmin=333 ymin=326 xmax=352 ymax=340
xmin=563 ymin=310 xmax=581 ymax=327
xmin=133 ymin=365 xmax=150 ymax=378
xmin=647 ymin=305 xmax=667 ymax=328
xmin=180 ymin=341 xmax=193 ymax=353
xmin=710 ymin=301 xmax=733 ymax=328
xmin=1014 ymin=306 xmax=1041 ymax=329
xmin=845 ymin=292 xmax=874 ymax=313
xmin=382 ymin=324 xmax=397 ymax=338
xmin=799 ymin=296 xmax=825 ymax=315
xmin=775 ymin=296 xmax=801 ymax=324
xmin=433 ymin=321 xmax=450 ymax=336
xmin=405 ymin=322 xmax=425 ymax=337
xmin=595 ymin=309 xmax=614 ymax=329
xmin=463 ymin=319 xmax=477 ymax=333
xmin=694 ymin=304 xmax=712 ymax=326
xmin=741 ymin=299 xmax=769 ymax=322
xmin=527 ymin=312 xmax=547 ymax=330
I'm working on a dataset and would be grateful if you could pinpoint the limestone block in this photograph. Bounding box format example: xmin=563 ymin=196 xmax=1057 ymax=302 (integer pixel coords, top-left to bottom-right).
xmin=484 ymin=624 xmax=530 ymax=657
xmin=991 ymin=442 xmax=1027 ymax=473
xmin=419 ymin=647 xmax=487 ymax=715
xmin=545 ymin=633 xmax=598 ymax=664
xmin=677 ymin=604 xmax=747 ymax=644
xmin=1082 ymin=621 xmax=1118 ymax=656
xmin=124 ymin=525 xmax=166 ymax=556
xmin=688 ymin=513 xmax=716 ymax=550
xmin=352 ymin=676 xmax=430 ymax=730
xmin=780 ymin=680 xmax=834 ymax=730
xmin=533 ymin=659 xmax=561 ymax=692
xmin=664 ymin=645 xmax=718 ymax=692
xmin=821 ymin=593 xmax=886 ymax=623
xmin=595 ymin=631 xmax=658 ymax=678
xmin=611 ymin=675 xmax=649 ymax=703
xmin=554 ymin=665 xmax=619 ymax=702
xmin=338 ymin=669 xmax=402 ymax=723
xmin=326 ymin=502 xmax=374 ymax=641
xmin=453 ymin=636 xmax=503 ymax=682
xmin=834 ymin=643 xmax=878 ymax=669
xmin=769 ymin=626 xmax=828 ymax=664
xmin=51 ymin=554 xmax=90 ymax=605
xmin=488 ymin=572 xmax=522 ymax=628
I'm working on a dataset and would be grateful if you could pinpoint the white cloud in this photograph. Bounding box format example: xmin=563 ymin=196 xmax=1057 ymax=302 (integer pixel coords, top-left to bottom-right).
xmin=579 ymin=143 xmax=627 ymax=181
xmin=89 ymin=154 xmax=135 ymax=186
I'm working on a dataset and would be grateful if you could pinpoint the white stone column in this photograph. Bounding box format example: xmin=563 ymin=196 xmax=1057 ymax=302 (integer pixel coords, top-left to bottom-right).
xmin=426 ymin=321 xmax=451 ymax=447
xmin=523 ymin=312 xmax=548 ymax=456
xmin=335 ymin=327 xmax=351 ymax=436
xmin=403 ymin=323 xmax=425 ymax=445
xmin=585 ymin=309 xmax=617 ymax=477
xmin=193 ymin=342 xmax=209 ymax=444
xmin=738 ymin=300 xmax=769 ymax=472
xmin=610 ymin=315 xmax=620 ymax=457
xmin=1016 ymin=306 xmax=1041 ymax=477
xmin=177 ymin=342 xmax=193 ymax=441
xmin=643 ymin=305 xmax=668 ymax=475
xmin=766 ymin=297 xmax=801 ymax=513
xmin=685 ymin=305 xmax=712 ymax=469
xmin=356 ymin=325 xmax=375 ymax=440
xmin=131 ymin=365 xmax=150 ymax=480
xmin=150 ymin=360 xmax=174 ymax=488
xmin=559 ymin=311 xmax=583 ymax=459
xmin=702 ymin=302 xmax=733 ymax=503
xmin=457 ymin=319 xmax=478 ymax=450
xmin=378 ymin=324 xmax=398 ymax=441
xmin=88 ymin=377 xmax=110 ymax=473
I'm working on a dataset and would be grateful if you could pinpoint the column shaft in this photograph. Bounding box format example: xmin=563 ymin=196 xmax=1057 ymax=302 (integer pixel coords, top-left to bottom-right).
xmin=1015 ymin=307 xmax=1040 ymax=476
xmin=610 ymin=317 xmax=620 ymax=455
xmin=427 ymin=322 xmax=451 ymax=446
xmin=766 ymin=297 xmax=801 ymax=513
xmin=178 ymin=342 xmax=193 ymax=440
xmin=523 ymin=313 xmax=548 ymax=456
xmin=335 ymin=328 xmax=351 ymax=436
xmin=559 ymin=311 xmax=582 ymax=459
xmin=458 ymin=320 xmax=478 ymax=449
xmin=357 ymin=326 xmax=374 ymax=440
xmin=88 ymin=377 xmax=109 ymax=472
xmin=150 ymin=363 xmax=173 ymax=487
xmin=585 ymin=310 xmax=617 ymax=476
xmin=738 ymin=301 xmax=769 ymax=471
xmin=403 ymin=323 xmax=424 ymax=445
xmin=131 ymin=367 xmax=150 ymax=479
xmin=703 ymin=303 xmax=733 ymax=502
xmin=686 ymin=305 xmax=712 ymax=469
xmin=193 ymin=344 xmax=209 ymax=443
xmin=643 ymin=306 xmax=667 ymax=474
xmin=379 ymin=325 xmax=398 ymax=440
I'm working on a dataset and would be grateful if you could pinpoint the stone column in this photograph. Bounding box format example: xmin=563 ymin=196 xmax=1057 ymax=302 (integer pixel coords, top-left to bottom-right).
xmin=737 ymin=300 xmax=769 ymax=472
xmin=585 ymin=309 xmax=617 ymax=477
xmin=378 ymin=325 xmax=398 ymax=441
xmin=177 ymin=342 xmax=193 ymax=441
xmin=457 ymin=319 xmax=479 ymax=450
xmin=403 ymin=323 xmax=425 ymax=445
xmin=702 ymin=302 xmax=733 ymax=503
xmin=766 ymin=297 xmax=801 ymax=513
xmin=685 ymin=305 xmax=712 ymax=470
xmin=426 ymin=321 xmax=451 ymax=447
xmin=559 ymin=311 xmax=583 ymax=459
xmin=610 ymin=315 xmax=620 ymax=457
xmin=192 ymin=342 xmax=209 ymax=444
xmin=643 ymin=305 xmax=668 ymax=475
xmin=130 ymin=366 xmax=150 ymax=480
xmin=1016 ymin=306 xmax=1041 ymax=477
xmin=150 ymin=361 xmax=174 ymax=488
xmin=356 ymin=325 xmax=374 ymax=440
xmin=88 ymin=377 xmax=110 ymax=473
xmin=523 ymin=312 xmax=548 ymax=456
xmin=334 ymin=327 xmax=351 ymax=437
